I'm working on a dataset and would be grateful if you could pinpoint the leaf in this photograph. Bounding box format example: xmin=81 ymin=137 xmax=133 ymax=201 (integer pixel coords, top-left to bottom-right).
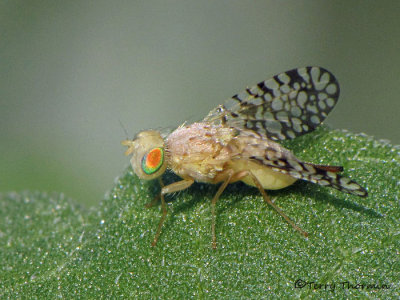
xmin=1 ymin=127 xmax=399 ymax=298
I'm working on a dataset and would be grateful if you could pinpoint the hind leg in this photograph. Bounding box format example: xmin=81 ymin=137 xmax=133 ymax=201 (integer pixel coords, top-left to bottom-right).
xmin=245 ymin=171 xmax=308 ymax=237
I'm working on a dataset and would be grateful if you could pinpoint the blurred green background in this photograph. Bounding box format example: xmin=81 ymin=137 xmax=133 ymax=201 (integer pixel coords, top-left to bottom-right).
xmin=1 ymin=1 xmax=399 ymax=207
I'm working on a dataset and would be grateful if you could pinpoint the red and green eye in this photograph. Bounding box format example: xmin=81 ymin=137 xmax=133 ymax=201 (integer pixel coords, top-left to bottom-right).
xmin=142 ymin=147 xmax=164 ymax=175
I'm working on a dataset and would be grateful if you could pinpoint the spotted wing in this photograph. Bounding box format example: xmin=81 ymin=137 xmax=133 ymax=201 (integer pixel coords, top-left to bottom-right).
xmin=205 ymin=67 xmax=340 ymax=141
xmin=264 ymin=157 xmax=368 ymax=197
xmin=237 ymin=131 xmax=368 ymax=197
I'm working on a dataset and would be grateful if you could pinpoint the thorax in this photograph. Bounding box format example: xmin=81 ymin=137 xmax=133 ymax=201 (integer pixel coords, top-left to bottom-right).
xmin=165 ymin=122 xmax=238 ymax=182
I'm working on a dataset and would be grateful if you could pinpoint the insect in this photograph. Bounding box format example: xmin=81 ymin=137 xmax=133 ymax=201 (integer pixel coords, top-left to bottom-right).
xmin=122 ymin=66 xmax=368 ymax=249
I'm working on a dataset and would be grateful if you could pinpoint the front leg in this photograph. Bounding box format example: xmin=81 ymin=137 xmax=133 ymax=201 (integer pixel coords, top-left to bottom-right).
xmin=145 ymin=178 xmax=164 ymax=209
xmin=161 ymin=179 xmax=194 ymax=195
xmin=151 ymin=178 xmax=194 ymax=247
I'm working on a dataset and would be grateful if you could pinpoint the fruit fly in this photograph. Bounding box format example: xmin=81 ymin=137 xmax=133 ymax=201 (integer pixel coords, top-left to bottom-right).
xmin=122 ymin=67 xmax=367 ymax=249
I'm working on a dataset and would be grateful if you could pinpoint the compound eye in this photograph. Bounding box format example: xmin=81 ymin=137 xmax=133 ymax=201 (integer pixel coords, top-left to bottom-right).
xmin=141 ymin=147 xmax=164 ymax=175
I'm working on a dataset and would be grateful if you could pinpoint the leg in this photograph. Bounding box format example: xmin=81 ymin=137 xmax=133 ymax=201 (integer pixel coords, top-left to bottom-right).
xmin=246 ymin=171 xmax=308 ymax=237
xmin=161 ymin=179 xmax=194 ymax=195
xmin=145 ymin=178 xmax=164 ymax=208
xmin=211 ymin=170 xmax=235 ymax=249
xmin=151 ymin=179 xmax=194 ymax=247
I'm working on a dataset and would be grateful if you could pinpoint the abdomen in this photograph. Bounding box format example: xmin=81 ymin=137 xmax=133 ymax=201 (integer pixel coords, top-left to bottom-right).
xmin=229 ymin=159 xmax=297 ymax=190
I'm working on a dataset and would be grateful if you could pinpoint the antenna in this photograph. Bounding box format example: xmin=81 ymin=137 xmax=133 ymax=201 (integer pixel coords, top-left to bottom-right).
xmin=118 ymin=119 xmax=130 ymax=139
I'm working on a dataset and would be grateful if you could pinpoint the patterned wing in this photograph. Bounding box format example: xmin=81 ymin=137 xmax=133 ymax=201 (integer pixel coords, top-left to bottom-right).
xmin=205 ymin=67 xmax=340 ymax=141
xmin=236 ymin=131 xmax=368 ymax=197
xmin=264 ymin=157 xmax=368 ymax=197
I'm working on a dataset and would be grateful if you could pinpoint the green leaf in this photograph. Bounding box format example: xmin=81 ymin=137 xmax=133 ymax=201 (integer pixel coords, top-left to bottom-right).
xmin=1 ymin=127 xmax=399 ymax=298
